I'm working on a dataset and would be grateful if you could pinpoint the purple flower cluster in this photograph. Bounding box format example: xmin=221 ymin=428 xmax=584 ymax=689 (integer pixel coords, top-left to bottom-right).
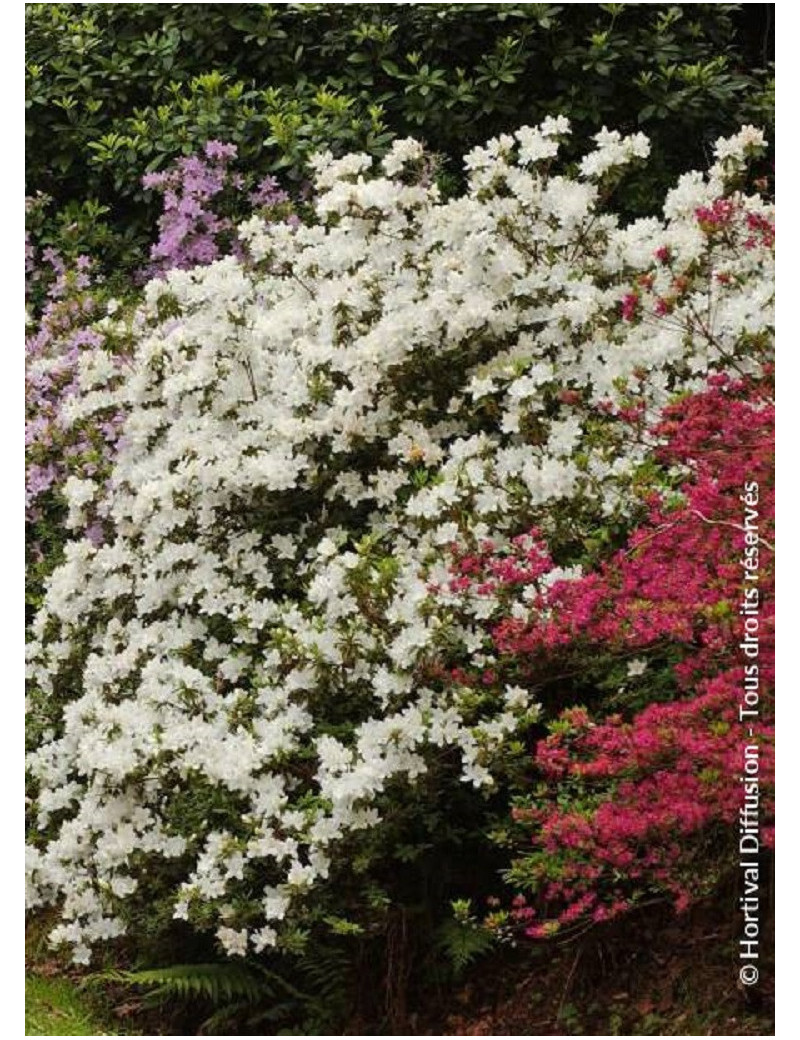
xmin=25 ymin=252 xmax=123 ymax=544
xmin=249 ymin=173 xmax=291 ymax=210
xmin=143 ymin=142 xmax=298 ymax=276
xmin=142 ymin=141 xmax=245 ymax=276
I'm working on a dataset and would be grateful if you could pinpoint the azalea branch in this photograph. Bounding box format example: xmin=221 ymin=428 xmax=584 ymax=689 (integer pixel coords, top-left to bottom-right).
xmin=689 ymin=507 xmax=775 ymax=553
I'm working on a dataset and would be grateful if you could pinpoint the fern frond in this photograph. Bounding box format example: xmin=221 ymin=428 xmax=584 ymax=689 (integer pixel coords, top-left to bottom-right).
xmin=435 ymin=919 xmax=495 ymax=975
xmin=99 ymin=962 xmax=272 ymax=1007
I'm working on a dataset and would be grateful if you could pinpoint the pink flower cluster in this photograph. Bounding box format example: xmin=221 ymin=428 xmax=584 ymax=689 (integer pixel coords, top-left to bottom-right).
xmin=618 ymin=196 xmax=775 ymax=321
xmin=692 ymin=195 xmax=774 ymax=250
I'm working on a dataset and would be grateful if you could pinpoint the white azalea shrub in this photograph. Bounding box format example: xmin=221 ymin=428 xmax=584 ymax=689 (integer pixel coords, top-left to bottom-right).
xmin=26 ymin=120 xmax=773 ymax=964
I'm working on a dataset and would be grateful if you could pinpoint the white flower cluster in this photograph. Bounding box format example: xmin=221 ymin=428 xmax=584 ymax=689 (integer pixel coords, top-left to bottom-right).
xmin=26 ymin=121 xmax=773 ymax=961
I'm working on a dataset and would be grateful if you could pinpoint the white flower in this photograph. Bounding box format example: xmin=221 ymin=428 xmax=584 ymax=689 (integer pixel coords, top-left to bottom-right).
xmin=515 ymin=124 xmax=562 ymax=165
xmin=503 ymin=685 xmax=530 ymax=711
xmin=217 ymin=926 xmax=248 ymax=957
xmin=626 ymin=658 xmax=649 ymax=678
xmin=382 ymin=137 xmax=425 ymax=176
xmin=252 ymin=926 xmax=278 ymax=952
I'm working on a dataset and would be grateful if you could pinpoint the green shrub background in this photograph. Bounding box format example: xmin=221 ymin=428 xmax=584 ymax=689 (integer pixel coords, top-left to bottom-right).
xmin=26 ymin=3 xmax=773 ymax=275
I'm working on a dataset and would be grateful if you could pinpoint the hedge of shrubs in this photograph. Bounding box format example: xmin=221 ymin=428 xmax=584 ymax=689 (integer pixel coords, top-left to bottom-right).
xmin=26 ymin=5 xmax=774 ymax=1034
xmin=26 ymin=3 xmax=773 ymax=277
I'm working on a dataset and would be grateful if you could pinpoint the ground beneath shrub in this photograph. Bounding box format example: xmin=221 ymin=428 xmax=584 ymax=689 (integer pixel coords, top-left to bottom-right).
xmin=436 ymin=894 xmax=774 ymax=1036
xmin=26 ymin=890 xmax=774 ymax=1036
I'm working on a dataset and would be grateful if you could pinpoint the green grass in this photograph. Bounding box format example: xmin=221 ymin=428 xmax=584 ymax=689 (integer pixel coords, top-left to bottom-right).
xmin=25 ymin=975 xmax=122 ymax=1037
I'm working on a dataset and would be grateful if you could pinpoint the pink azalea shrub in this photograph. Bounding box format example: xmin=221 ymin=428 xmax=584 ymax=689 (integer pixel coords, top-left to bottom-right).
xmin=446 ymin=369 xmax=774 ymax=934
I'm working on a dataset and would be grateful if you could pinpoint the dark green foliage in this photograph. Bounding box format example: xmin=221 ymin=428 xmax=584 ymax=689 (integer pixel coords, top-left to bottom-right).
xmin=27 ymin=3 xmax=773 ymax=271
